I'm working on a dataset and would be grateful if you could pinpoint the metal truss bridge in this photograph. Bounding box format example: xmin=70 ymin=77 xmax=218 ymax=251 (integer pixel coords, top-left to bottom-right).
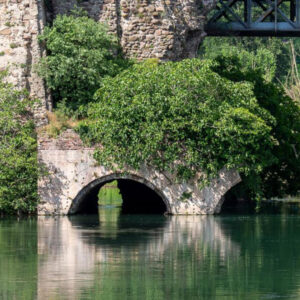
xmin=205 ymin=0 xmax=300 ymax=36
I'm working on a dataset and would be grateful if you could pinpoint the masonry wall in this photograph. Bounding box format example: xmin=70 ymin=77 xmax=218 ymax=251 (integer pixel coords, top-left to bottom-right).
xmin=0 ymin=0 xmax=49 ymax=125
xmin=0 ymin=0 xmax=216 ymax=126
xmin=51 ymin=0 xmax=217 ymax=60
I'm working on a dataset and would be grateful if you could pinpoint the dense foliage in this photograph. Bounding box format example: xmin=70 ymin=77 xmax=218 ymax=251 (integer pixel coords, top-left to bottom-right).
xmin=38 ymin=12 xmax=129 ymax=117
xmin=212 ymin=55 xmax=300 ymax=199
xmin=0 ymin=73 xmax=38 ymax=214
xmin=0 ymin=219 xmax=37 ymax=298
xmin=78 ymin=59 xmax=276 ymax=184
xmin=199 ymin=37 xmax=291 ymax=82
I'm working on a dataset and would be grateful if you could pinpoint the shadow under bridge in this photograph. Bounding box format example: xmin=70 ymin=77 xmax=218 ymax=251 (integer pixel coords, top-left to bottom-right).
xmin=68 ymin=174 xmax=169 ymax=215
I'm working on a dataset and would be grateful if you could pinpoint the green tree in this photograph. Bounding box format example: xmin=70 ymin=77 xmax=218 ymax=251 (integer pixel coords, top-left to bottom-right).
xmin=38 ymin=12 xmax=130 ymax=117
xmin=212 ymin=55 xmax=300 ymax=199
xmin=199 ymin=37 xmax=291 ymax=82
xmin=78 ymin=59 xmax=276 ymax=186
xmin=0 ymin=73 xmax=38 ymax=214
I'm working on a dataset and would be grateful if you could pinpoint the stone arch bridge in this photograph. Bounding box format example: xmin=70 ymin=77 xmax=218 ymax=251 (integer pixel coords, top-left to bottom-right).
xmin=38 ymin=130 xmax=241 ymax=215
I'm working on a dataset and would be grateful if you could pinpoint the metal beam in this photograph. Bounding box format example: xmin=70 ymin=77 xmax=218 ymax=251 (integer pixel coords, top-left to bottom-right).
xmin=255 ymin=0 xmax=283 ymax=22
xmin=209 ymin=0 xmax=239 ymax=23
xmin=206 ymin=22 xmax=300 ymax=36
xmin=205 ymin=0 xmax=300 ymax=37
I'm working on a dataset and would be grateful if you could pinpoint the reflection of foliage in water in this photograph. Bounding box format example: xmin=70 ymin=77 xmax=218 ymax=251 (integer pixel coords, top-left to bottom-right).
xmin=2 ymin=212 xmax=300 ymax=299
xmin=76 ymin=215 xmax=300 ymax=300
xmin=98 ymin=207 xmax=121 ymax=238
xmin=0 ymin=218 xmax=37 ymax=299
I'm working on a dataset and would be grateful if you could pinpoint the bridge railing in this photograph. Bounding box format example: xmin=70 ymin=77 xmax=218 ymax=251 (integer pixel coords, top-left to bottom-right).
xmin=205 ymin=0 xmax=300 ymax=36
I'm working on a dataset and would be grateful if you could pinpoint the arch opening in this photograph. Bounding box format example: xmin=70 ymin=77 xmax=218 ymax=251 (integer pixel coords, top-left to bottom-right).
xmin=69 ymin=176 xmax=169 ymax=215
xmin=220 ymin=182 xmax=256 ymax=214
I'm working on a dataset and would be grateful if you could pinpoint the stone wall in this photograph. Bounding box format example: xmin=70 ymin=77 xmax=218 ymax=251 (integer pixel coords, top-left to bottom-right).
xmin=51 ymin=0 xmax=217 ymax=60
xmin=0 ymin=0 xmax=49 ymax=126
xmin=0 ymin=0 xmax=216 ymax=125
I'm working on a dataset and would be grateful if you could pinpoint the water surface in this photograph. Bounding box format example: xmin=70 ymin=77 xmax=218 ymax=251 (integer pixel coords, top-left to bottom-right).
xmin=1 ymin=212 xmax=300 ymax=299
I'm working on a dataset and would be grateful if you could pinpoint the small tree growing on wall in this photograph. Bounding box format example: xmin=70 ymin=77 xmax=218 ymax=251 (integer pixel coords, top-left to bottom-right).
xmin=38 ymin=12 xmax=130 ymax=117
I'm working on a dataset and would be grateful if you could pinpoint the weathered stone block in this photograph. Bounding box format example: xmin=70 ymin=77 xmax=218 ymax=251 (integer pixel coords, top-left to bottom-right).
xmin=0 ymin=28 xmax=11 ymax=35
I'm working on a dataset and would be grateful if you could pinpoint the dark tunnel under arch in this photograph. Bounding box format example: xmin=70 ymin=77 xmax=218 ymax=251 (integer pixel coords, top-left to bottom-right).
xmin=69 ymin=174 xmax=171 ymax=215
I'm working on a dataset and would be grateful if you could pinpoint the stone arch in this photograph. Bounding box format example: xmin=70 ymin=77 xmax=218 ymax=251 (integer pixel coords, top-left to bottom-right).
xmin=69 ymin=173 xmax=172 ymax=215
xmin=38 ymin=131 xmax=242 ymax=215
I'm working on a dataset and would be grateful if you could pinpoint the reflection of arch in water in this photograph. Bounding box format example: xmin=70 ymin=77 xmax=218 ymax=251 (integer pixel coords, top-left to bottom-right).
xmin=37 ymin=215 xmax=169 ymax=300
xmin=69 ymin=213 xmax=168 ymax=246
xmin=68 ymin=215 xmax=240 ymax=259
xmin=69 ymin=173 xmax=170 ymax=215
xmin=37 ymin=215 xmax=239 ymax=299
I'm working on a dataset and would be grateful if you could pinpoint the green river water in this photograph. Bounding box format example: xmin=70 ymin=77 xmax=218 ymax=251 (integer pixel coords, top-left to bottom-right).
xmin=1 ymin=206 xmax=300 ymax=299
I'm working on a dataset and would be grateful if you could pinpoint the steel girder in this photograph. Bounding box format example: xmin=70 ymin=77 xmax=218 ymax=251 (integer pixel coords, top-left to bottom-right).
xmin=205 ymin=0 xmax=300 ymax=36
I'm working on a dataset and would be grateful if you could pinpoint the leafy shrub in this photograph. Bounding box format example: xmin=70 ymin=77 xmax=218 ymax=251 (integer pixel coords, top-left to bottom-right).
xmin=0 ymin=73 xmax=38 ymax=214
xmin=77 ymin=59 xmax=276 ymax=184
xmin=38 ymin=12 xmax=130 ymax=117
xmin=212 ymin=55 xmax=300 ymax=199
xmin=199 ymin=37 xmax=291 ymax=82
